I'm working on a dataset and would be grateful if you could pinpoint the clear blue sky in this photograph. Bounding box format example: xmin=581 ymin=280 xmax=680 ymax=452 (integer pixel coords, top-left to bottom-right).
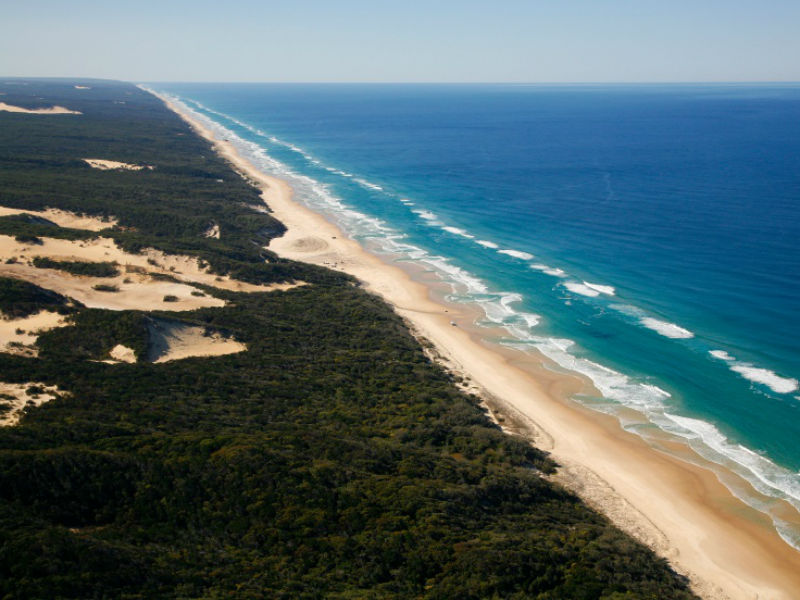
xmin=1 ymin=0 xmax=798 ymax=82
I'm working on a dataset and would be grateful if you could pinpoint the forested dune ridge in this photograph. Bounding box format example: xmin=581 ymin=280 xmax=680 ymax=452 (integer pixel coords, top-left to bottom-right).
xmin=0 ymin=79 xmax=696 ymax=599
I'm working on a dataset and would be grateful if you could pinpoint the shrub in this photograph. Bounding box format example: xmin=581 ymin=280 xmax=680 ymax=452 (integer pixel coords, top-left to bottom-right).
xmin=32 ymin=257 xmax=120 ymax=278
xmin=14 ymin=234 xmax=42 ymax=245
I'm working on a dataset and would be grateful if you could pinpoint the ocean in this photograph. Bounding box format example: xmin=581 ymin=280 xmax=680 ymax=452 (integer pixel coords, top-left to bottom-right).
xmin=150 ymin=83 xmax=800 ymax=548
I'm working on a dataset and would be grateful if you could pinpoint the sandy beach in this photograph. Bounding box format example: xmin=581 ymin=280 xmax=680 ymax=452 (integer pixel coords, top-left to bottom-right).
xmin=159 ymin=92 xmax=800 ymax=600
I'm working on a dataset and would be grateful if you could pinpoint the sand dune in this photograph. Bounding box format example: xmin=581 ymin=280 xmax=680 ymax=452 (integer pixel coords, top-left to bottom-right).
xmin=0 ymin=310 xmax=67 ymax=356
xmin=108 ymin=344 xmax=136 ymax=363
xmin=0 ymin=205 xmax=117 ymax=231
xmin=0 ymin=102 xmax=81 ymax=115
xmin=1 ymin=204 xmax=295 ymax=297
xmin=1 ymin=262 xmax=223 ymax=311
xmin=0 ymin=234 xmax=303 ymax=311
xmin=100 ymin=321 xmax=245 ymax=364
xmin=203 ymin=223 xmax=220 ymax=239
xmin=83 ymin=158 xmax=152 ymax=171
xmin=146 ymin=318 xmax=245 ymax=362
xmin=0 ymin=382 xmax=64 ymax=426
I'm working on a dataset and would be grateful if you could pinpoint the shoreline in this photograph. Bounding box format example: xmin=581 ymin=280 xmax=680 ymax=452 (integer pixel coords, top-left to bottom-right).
xmin=156 ymin=90 xmax=800 ymax=600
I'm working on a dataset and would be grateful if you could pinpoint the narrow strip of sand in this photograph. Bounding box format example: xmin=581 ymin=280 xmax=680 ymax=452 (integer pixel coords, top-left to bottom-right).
xmin=157 ymin=91 xmax=800 ymax=600
xmin=0 ymin=102 xmax=81 ymax=114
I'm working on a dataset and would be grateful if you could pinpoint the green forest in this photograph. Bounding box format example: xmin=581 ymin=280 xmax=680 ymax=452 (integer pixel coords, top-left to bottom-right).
xmin=0 ymin=79 xmax=697 ymax=599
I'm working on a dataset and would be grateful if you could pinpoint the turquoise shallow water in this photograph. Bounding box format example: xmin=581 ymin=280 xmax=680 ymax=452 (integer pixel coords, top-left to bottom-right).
xmin=151 ymin=83 xmax=800 ymax=547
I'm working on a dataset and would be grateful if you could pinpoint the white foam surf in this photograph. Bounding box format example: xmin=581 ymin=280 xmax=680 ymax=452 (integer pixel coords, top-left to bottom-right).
xmin=503 ymin=336 xmax=673 ymax=414
xmin=475 ymin=292 xmax=541 ymax=332
xmin=519 ymin=312 xmax=541 ymax=328
xmin=442 ymin=226 xmax=475 ymax=238
xmin=610 ymin=304 xmax=695 ymax=340
xmin=639 ymin=317 xmax=694 ymax=339
xmin=663 ymin=412 xmax=800 ymax=510
xmin=477 ymin=292 xmax=522 ymax=323
xmin=412 ymin=209 xmax=439 ymax=222
xmin=563 ymin=282 xmax=601 ymax=297
xmin=417 ymin=255 xmax=488 ymax=295
xmin=183 ymin=98 xmax=371 ymax=185
xmin=707 ymin=345 xmax=796 ymax=395
xmin=476 ymin=240 xmax=499 ymax=249
xmin=530 ymin=263 xmax=567 ymax=277
xmin=730 ymin=366 xmax=799 ymax=394
xmin=583 ymin=282 xmax=615 ymax=296
xmin=354 ymin=178 xmax=384 ymax=191
xmin=498 ymin=249 xmax=534 ymax=260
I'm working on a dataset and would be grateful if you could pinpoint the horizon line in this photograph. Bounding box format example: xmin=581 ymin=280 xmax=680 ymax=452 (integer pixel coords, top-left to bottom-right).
xmin=2 ymin=76 xmax=800 ymax=86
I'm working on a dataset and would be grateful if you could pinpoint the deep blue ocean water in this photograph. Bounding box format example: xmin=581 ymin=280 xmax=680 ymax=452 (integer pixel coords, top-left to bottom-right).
xmin=151 ymin=83 xmax=800 ymax=546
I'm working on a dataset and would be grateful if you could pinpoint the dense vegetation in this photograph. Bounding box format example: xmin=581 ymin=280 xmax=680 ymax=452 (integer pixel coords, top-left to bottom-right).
xmin=0 ymin=277 xmax=76 ymax=318
xmin=0 ymin=79 xmax=697 ymax=599
xmin=36 ymin=309 xmax=150 ymax=362
xmin=0 ymin=214 xmax=96 ymax=242
xmin=31 ymin=257 xmax=120 ymax=278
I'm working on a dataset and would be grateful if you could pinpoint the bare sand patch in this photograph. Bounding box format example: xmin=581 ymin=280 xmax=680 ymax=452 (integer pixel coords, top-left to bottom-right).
xmin=0 ymin=205 xmax=117 ymax=232
xmin=108 ymin=344 xmax=136 ymax=363
xmin=0 ymin=234 xmax=304 ymax=311
xmin=83 ymin=158 xmax=153 ymax=171
xmin=146 ymin=318 xmax=245 ymax=363
xmin=203 ymin=223 xmax=220 ymax=239
xmin=1 ymin=261 xmax=223 ymax=312
xmin=0 ymin=102 xmax=81 ymax=115
xmin=285 ymin=236 xmax=329 ymax=253
xmin=0 ymin=382 xmax=64 ymax=426
xmin=0 ymin=310 xmax=68 ymax=356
